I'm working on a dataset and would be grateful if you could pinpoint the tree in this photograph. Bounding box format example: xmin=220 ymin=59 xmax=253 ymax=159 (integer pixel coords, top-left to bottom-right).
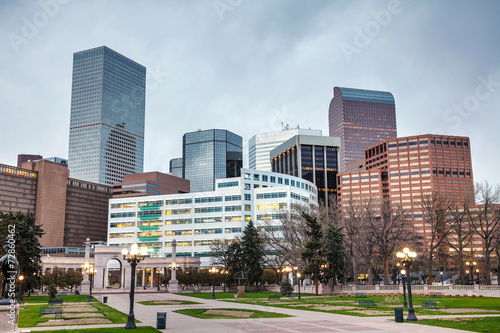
xmin=301 ymin=212 xmax=325 ymax=296
xmin=210 ymin=239 xmax=231 ymax=272
xmin=0 ymin=211 xmax=44 ymax=293
xmin=420 ymin=194 xmax=452 ymax=285
xmin=65 ymin=269 xmax=83 ymax=291
xmin=240 ymin=220 xmax=264 ymax=285
xmin=446 ymin=197 xmax=475 ymax=285
xmin=324 ymin=224 xmax=346 ymax=284
xmin=469 ymin=181 xmax=500 ymax=285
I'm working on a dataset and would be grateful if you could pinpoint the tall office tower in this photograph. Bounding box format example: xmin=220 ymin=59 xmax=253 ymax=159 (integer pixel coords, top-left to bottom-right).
xmin=328 ymin=87 xmax=397 ymax=172
xmin=270 ymin=135 xmax=340 ymax=203
xmin=249 ymin=127 xmax=322 ymax=172
xmin=183 ymin=129 xmax=242 ymax=192
xmin=169 ymin=157 xmax=183 ymax=178
xmin=68 ymin=46 xmax=146 ymax=185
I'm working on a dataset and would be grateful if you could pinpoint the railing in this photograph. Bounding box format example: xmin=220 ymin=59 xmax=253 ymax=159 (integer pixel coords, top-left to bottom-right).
xmin=139 ymin=206 xmax=162 ymax=211
xmin=139 ymin=225 xmax=160 ymax=230
xmin=479 ymin=285 xmax=500 ymax=291
xmin=139 ymin=216 xmax=161 ymax=220
xmin=380 ymin=285 xmax=399 ymax=291
xmin=355 ymin=285 xmax=375 ymax=291
xmin=452 ymin=285 xmax=473 ymax=290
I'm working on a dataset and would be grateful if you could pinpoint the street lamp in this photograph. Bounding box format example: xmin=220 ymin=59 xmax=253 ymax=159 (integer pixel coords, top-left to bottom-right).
xmin=475 ymin=269 xmax=480 ymax=284
xmin=209 ymin=267 xmax=219 ymax=299
xmin=466 ymin=261 xmax=476 ymax=284
xmin=221 ymin=270 xmax=228 ymax=293
xmin=396 ymin=247 xmax=417 ymax=321
xmin=18 ymin=275 xmax=24 ymax=302
xmin=122 ymin=244 xmax=146 ymax=329
xmin=440 ymin=271 xmax=444 ymax=284
xmin=297 ymin=272 xmax=302 ymax=300
xmin=82 ymin=263 xmax=96 ymax=302
xmin=283 ymin=266 xmax=293 ymax=297
xmin=400 ymin=269 xmax=408 ymax=308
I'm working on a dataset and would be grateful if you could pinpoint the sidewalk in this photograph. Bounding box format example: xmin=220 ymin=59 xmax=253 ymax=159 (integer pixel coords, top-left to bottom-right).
xmin=21 ymin=292 xmax=494 ymax=333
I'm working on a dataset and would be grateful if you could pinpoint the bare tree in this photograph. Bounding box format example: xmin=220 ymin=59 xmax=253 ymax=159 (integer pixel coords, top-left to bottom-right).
xmin=210 ymin=239 xmax=232 ymax=271
xmin=446 ymin=196 xmax=475 ymax=285
xmin=420 ymin=193 xmax=453 ymax=285
xmin=469 ymin=181 xmax=500 ymax=285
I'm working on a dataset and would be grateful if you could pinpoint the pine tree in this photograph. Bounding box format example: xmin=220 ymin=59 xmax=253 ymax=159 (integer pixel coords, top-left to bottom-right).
xmin=324 ymin=225 xmax=347 ymax=284
xmin=301 ymin=212 xmax=325 ymax=296
xmin=240 ymin=220 xmax=264 ymax=285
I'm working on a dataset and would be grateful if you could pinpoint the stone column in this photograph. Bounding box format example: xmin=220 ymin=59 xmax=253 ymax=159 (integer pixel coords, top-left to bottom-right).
xmin=168 ymin=239 xmax=179 ymax=293
xmin=81 ymin=238 xmax=90 ymax=294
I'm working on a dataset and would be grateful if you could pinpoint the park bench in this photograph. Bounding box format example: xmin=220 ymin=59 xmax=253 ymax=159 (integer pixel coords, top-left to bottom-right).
xmin=39 ymin=306 xmax=63 ymax=319
xmin=288 ymin=293 xmax=296 ymax=299
xmin=423 ymin=300 xmax=437 ymax=308
xmin=192 ymin=289 xmax=201 ymax=293
xmin=48 ymin=299 xmax=64 ymax=305
xmin=358 ymin=299 xmax=376 ymax=307
xmin=429 ymin=292 xmax=443 ymax=297
xmin=355 ymin=292 xmax=367 ymax=297
xmin=58 ymin=292 xmax=68 ymax=296
xmin=268 ymin=295 xmax=281 ymax=300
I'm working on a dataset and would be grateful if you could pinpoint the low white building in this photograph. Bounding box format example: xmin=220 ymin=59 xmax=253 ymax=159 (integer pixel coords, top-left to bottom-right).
xmin=107 ymin=169 xmax=318 ymax=267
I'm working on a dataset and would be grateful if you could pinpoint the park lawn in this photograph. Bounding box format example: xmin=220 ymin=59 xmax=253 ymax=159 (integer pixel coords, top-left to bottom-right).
xmin=415 ymin=317 xmax=500 ymax=333
xmin=223 ymin=295 xmax=500 ymax=317
xmin=174 ymin=308 xmax=293 ymax=319
xmin=23 ymin=295 xmax=93 ymax=303
xmin=36 ymin=327 xmax=161 ymax=333
xmin=19 ymin=301 xmax=139 ymax=327
xmin=138 ymin=299 xmax=202 ymax=305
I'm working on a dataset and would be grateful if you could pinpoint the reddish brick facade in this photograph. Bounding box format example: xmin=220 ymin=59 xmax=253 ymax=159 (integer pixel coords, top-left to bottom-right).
xmin=113 ymin=171 xmax=190 ymax=198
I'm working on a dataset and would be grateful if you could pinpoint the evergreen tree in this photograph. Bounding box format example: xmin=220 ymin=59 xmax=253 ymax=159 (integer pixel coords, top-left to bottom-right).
xmin=324 ymin=225 xmax=347 ymax=284
xmin=0 ymin=211 xmax=44 ymax=293
xmin=301 ymin=212 xmax=325 ymax=296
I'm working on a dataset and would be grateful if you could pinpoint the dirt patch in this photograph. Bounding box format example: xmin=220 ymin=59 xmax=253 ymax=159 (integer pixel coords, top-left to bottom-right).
xmin=313 ymin=305 xmax=358 ymax=311
xmin=62 ymin=306 xmax=99 ymax=312
xmin=350 ymin=310 xmax=394 ymax=315
xmin=146 ymin=300 xmax=184 ymax=305
xmin=36 ymin=318 xmax=112 ymax=326
xmin=41 ymin=313 xmax=104 ymax=318
xmin=438 ymin=308 xmax=500 ymax=313
xmin=326 ymin=300 xmax=356 ymax=303
xmin=204 ymin=310 xmax=253 ymax=318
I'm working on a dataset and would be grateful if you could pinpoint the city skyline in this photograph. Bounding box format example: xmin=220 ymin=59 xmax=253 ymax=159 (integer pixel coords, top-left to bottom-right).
xmin=1 ymin=1 xmax=500 ymax=186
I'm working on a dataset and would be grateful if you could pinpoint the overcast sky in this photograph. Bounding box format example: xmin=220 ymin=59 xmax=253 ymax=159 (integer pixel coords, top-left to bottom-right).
xmin=1 ymin=0 xmax=499 ymax=185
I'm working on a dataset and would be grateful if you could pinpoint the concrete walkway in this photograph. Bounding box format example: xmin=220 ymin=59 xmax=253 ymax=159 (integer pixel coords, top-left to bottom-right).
xmin=21 ymin=292 xmax=494 ymax=333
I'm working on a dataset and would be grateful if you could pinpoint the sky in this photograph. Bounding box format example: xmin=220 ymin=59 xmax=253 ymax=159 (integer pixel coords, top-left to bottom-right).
xmin=1 ymin=0 xmax=499 ymax=185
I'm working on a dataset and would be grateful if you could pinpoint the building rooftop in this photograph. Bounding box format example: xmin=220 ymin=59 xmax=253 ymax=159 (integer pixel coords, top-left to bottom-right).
xmin=336 ymin=87 xmax=395 ymax=104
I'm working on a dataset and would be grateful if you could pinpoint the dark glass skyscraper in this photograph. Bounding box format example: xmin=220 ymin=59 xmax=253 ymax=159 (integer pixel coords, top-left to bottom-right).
xmin=182 ymin=129 xmax=242 ymax=192
xmin=68 ymin=46 xmax=146 ymax=185
xmin=328 ymin=87 xmax=397 ymax=172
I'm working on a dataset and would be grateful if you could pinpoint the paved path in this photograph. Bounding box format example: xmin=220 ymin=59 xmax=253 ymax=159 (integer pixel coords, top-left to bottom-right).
xmin=22 ymin=292 xmax=492 ymax=332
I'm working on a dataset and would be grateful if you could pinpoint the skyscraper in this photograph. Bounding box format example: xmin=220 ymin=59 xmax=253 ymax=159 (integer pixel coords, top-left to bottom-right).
xmin=328 ymin=87 xmax=397 ymax=172
xmin=68 ymin=46 xmax=146 ymax=185
xmin=169 ymin=157 xmax=183 ymax=178
xmin=183 ymin=129 xmax=242 ymax=192
xmin=249 ymin=127 xmax=322 ymax=172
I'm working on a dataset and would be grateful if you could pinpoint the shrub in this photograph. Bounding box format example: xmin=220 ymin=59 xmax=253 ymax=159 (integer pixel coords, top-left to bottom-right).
xmin=279 ymin=281 xmax=294 ymax=296
xmin=424 ymin=293 xmax=429 ymax=297
xmin=471 ymin=294 xmax=476 ymax=297
xmin=479 ymin=294 xmax=484 ymax=297
xmin=338 ymin=294 xmax=344 ymax=297
xmin=48 ymin=284 xmax=58 ymax=299
xmin=347 ymin=294 xmax=351 ymax=297
xmin=455 ymin=293 xmax=461 ymax=297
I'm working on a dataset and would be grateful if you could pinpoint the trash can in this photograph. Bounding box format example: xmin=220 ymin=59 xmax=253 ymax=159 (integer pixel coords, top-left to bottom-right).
xmin=103 ymin=296 xmax=108 ymax=303
xmin=75 ymin=290 xmax=80 ymax=295
xmin=394 ymin=308 xmax=404 ymax=323
xmin=157 ymin=312 xmax=167 ymax=329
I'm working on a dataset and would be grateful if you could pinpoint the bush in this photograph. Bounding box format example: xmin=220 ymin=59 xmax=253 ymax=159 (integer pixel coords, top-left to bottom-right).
xmin=48 ymin=284 xmax=58 ymax=299
xmin=279 ymin=281 xmax=294 ymax=295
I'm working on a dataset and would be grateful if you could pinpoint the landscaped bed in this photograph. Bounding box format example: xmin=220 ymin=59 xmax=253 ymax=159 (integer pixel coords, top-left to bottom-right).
xmin=174 ymin=308 xmax=293 ymax=319
xmin=138 ymin=299 xmax=202 ymax=306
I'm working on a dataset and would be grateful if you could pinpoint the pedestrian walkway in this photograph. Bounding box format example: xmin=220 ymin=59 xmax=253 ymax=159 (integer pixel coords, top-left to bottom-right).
xmin=20 ymin=292 xmax=494 ymax=333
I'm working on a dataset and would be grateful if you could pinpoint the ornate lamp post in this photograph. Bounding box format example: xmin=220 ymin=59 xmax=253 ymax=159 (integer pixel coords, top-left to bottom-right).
xmin=475 ymin=269 xmax=480 ymax=284
xmin=18 ymin=275 xmax=24 ymax=302
xmin=400 ymin=269 xmax=408 ymax=308
xmin=122 ymin=244 xmax=146 ymax=329
xmin=396 ymin=248 xmax=417 ymax=321
xmin=466 ymin=261 xmax=476 ymax=284
xmin=209 ymin=267 xmax=219 ymax=299
xmin=221 ymin=270 xmax=228 ymax=293
xmin=283 ymin=266 xmax=292 ymax=297
xmin=82 ymin=263 xmax=96 ymax=302
xmin=296 ymin=272 xmax=302 ymax=300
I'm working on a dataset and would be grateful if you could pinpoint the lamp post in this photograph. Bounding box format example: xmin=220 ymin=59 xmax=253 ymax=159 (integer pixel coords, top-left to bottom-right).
xmin=466 ymin=261 xmax=476 ymax=284
xmin=82 ymin=263 xmax=96 ymax=302
xmin=297 ymin=272 xmax=301 ymax=300
xmin=475 ymin=269 xmax=480 ymax=284
xmin=209 ymin=267 xmax=219 ymax=299
xmin=283 ymin=266 xmax=292 ymax=297
xmin=400 ymin=269 xmax=408 ymax=308
xmin=122 ymin=244 xmax=146 ymax=329
xmin=396 ymin=248 xmax=417 ymax=321
xmin=18 ymin=275 xmax=24 ymax=302
xmin=221 ymin=270 xmax=228 ymax=293
xmin=465 ymin=270 xmax=470 ymax=284
xmin=440 ymin=271 xmax=444 ymax=285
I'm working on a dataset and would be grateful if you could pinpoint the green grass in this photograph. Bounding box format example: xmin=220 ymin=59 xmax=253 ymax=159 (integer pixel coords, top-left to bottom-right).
xmin=415 ymin=317 xmax=500 ymax=332
xmin=174 ymin=308 xmax=293 ymax=319
xmin=223 ymin=294 xmax=500 ymax=317
xmin=23 ymin=295 xmax=93 ymax=303
xmin=177 ymin=291 xmax=312 ymax=300
xmin=138 ymin=299 xmax=202 ymax=305
xmin=19 ymin=301 xmax=139 ymax=327
xmin=36 ymin=327 xmax=161 ymax=333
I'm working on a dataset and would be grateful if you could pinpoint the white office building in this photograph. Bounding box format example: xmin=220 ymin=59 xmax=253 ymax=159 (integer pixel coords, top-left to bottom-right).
xmin=108 ymin=169 xmax=318 ymax=267
xmin=248 ymin=128 xmax=322 ymax=172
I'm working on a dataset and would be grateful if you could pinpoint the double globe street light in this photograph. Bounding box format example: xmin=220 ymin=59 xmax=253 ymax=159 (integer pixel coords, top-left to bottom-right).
xmin=396 ymin=247 xmax=418 ymax=322
xmin=122 ymin=244 xmax=146 ymax=329
xmin=82 ymin=263 xmax=96 ymax=302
